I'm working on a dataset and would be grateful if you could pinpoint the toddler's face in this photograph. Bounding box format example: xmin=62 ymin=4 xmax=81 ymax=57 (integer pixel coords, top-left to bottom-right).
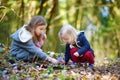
xmin=62 ymin=35 xmax=70 ymax=44
xmin=35 ymin=25 xmax=46 ymax=37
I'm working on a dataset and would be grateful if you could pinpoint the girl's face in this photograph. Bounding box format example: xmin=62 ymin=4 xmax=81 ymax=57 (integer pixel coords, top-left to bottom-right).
xmin=62 ymin=35 xmax=70 ymax=44
xmin=35 ymin=25 xmax=46 ymax=37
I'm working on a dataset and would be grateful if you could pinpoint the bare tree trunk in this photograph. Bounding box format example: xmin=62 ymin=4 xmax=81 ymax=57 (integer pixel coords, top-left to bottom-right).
xmin=74 ymin=0 xmax=81 ymax=28
xmin=17 ymin=0 xmax=24 ymax=29
xmin=46 ymin=0 xmax=58 ymax=35
xmin=66 ymin=0 xmax=69 ymax=22
xmin=39 ymin=0 xmax=47 ymax=15
xmin=74 ymin=7 xmax=79 ymax=28
xmin=21 ymin=0 xmax=24 ymax=25
xmin=114 ymin=30 xmax=120 ymax=57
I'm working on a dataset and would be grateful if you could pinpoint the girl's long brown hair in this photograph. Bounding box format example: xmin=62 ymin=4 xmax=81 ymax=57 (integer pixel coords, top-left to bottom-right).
xmin=26 ymin=16 xmax=47 ymax=43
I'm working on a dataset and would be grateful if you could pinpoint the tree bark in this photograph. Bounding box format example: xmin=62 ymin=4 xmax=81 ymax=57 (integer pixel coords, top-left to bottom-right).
xmin=46 ymin=0 xmax=58 ymax=35
xmin=39 ymin=0 xmax=47 ymax=15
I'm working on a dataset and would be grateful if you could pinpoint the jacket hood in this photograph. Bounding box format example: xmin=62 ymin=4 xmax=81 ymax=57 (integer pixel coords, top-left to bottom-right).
xmin=10 ymin=25 xmax=32 ymax=43
xmin=77 ymin=30 xmax=84 ymax=36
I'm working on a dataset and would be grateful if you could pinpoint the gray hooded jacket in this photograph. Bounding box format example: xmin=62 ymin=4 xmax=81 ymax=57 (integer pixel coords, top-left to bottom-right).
xmin=10 ymin=25 xmax=48 ymax=61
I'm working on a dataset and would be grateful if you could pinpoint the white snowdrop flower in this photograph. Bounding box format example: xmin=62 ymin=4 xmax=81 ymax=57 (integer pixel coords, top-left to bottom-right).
xmin=49 ymin=52 xmax=55 ymax=57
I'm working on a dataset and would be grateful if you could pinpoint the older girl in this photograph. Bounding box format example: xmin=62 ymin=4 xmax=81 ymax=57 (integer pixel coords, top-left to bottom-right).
xmin=10 ymin=16 xmax=58 ymax=64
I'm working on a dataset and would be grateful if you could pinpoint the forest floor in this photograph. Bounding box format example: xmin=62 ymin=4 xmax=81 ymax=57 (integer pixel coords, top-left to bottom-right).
xmin=0 ymin=50 xmax=120 ymax=80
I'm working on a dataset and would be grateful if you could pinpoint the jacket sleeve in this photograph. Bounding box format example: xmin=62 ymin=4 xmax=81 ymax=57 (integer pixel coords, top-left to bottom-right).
xmin=15 ymin=40 xmax=48 ymax=60
xmin=77 ymin=34 xmax=91 ymax=55
xmin=64 ymin=44 xmax=70 ymax=64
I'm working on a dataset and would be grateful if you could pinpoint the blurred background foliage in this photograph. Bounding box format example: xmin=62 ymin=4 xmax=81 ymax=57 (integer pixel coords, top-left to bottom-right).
xmin=0 ymin=0 xmax=120 ymax=60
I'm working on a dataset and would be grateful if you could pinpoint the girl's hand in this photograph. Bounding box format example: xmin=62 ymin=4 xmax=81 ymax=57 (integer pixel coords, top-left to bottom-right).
xmin=47 ymin=57 xmax=58 ymax=64
xmin=57 ymin=56 xmax=65 ymax=64
xmin=41 ymin=32 xmax=47 ymax=40
xmin=50 ymin=58 xmax=58 ymax=64
xmin=59 ymin=60 xmax=65 ymax=64
xmin=74 ymin=52 xmax=79 ymax=57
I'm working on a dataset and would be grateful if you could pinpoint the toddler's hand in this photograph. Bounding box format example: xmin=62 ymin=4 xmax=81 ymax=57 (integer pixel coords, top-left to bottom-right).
xmin=74 ymin=52 xmax=79 ymax=57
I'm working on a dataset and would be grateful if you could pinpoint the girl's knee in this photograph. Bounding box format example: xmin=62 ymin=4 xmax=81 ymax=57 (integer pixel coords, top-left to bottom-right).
xmin=84 ymin=51 xmax=94 ymax=57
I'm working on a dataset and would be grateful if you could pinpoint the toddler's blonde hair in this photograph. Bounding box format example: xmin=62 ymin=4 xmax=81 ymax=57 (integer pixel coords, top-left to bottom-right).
xmin=58 ymin=24 xmax=77 ymax=44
